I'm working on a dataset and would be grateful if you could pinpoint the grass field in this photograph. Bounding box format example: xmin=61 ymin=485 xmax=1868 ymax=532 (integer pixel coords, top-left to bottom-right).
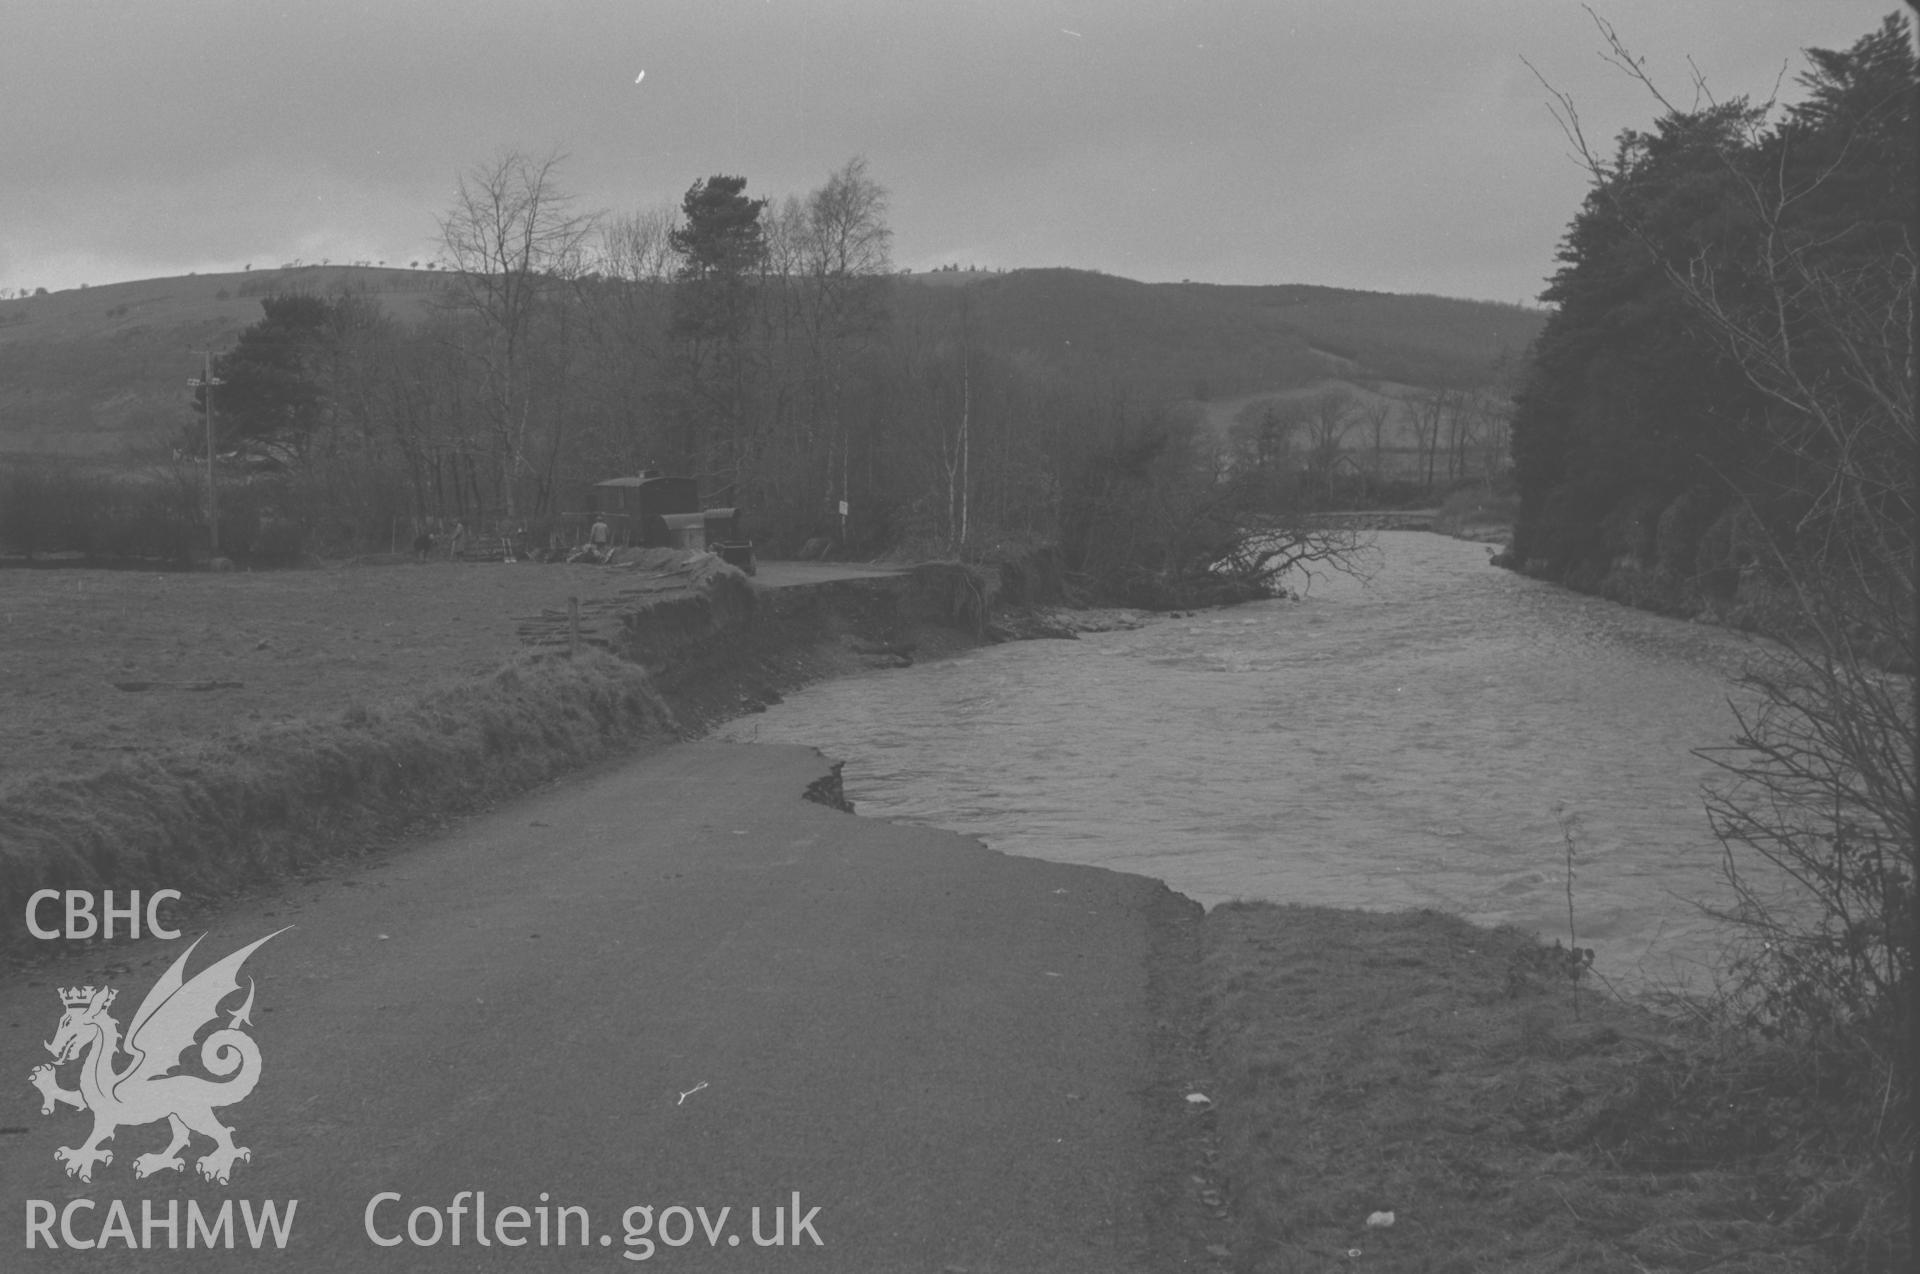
xmin=0 ymin=556 xmax=798 ymax=949
xmin=0 ymin=554 xmax=961 ymax=950
xmin=0 ymin=559 xmax=682 ymax=787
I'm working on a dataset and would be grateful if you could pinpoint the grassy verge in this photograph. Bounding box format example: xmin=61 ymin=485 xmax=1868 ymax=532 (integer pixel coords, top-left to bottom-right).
xmin=0 ymin=560 xmax=714 ymax=949
xmin=0 ymin=558 xmax=1006 ymax=949
xmin=0 ymin=650 xmax=673 ymax=947
xmin=0 ymin=559 xmax=714 ymax=778
xmin=1201 ymin=903 xmax=1906 ymax=1272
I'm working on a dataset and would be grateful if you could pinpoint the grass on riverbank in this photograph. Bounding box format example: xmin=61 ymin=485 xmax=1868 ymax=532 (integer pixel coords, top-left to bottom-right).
xmin=0 ymin=561 xmax=710 ymax=947
xmin=1203 ymin=903 xmax=1906 ymax=1272
xmin=0 ymin=649 xmax=675 ymax=947
xmin=0 ymin=556 xmax=989 ymax=949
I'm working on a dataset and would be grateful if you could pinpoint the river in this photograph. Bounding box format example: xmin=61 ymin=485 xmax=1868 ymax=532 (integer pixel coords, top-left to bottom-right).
xmin=719 ymin=532 xmax=1774 ymax=989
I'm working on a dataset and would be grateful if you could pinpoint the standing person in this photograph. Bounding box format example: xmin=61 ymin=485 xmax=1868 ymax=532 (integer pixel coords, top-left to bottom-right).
xmin=412 ymin=529 xmax=434 ymax=562
xmin=588 ymin=515 xmax=611 ymax=562
xmin=448 ymin=520 xmax=466 ymax=561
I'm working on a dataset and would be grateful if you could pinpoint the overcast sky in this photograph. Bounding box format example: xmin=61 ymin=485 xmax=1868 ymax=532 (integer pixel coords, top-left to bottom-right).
xmin=2 ymin=1 xmax=1901 ymax=306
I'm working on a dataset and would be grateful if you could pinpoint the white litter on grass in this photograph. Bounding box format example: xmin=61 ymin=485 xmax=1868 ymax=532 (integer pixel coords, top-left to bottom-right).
xmin=1184 ymin=1092 xmax=1213 ymax=1108
xmin=1366 ymin=1210 xmax=1395 ymax=1228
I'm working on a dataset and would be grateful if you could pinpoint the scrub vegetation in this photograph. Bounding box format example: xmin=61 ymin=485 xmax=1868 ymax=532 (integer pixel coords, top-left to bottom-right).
xmin=1203 ymin=904 xmax=1906 ymax=1272
xmin=1495 ymin=14 xmax=1914 ymax=1267
xmin=0 ymin=645 xmax=671 ymax=950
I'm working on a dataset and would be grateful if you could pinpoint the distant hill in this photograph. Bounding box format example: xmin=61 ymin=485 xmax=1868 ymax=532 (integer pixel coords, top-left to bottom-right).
xmin=934 ymin=269 xmax=1330 ymax=400
xmin=902 ymin=269 xmax=1543 ymax=480
xmin=0 ymin=266 xmax=447 ymax=456
xmin=905 ymin=269 xmax=1543 ymax=399
xmin=0 ymin=264 xmax=1543 ymax=459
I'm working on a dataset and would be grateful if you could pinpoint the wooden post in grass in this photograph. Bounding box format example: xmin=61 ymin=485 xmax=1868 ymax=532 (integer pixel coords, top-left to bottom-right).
xmin=568 ymin=596 xmax=580 ymax=659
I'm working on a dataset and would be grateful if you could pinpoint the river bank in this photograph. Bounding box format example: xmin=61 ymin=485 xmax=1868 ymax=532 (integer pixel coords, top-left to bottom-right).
xmin=1202 ymin=901 xmax=1907 ymax=1272
xmin=0 ymin=554 xmax=1065 ymax=949
xmin=3 ymin=544 xmax=1902 ymax=1269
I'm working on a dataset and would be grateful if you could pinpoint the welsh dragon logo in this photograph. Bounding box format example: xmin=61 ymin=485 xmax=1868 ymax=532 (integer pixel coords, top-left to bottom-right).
xmin=27 ymin=928 xmax=287 ymax=1184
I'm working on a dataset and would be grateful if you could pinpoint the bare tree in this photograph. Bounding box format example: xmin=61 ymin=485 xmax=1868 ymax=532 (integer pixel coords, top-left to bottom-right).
xmin=577 ymin=203 xmax=677 ymax=472
xmin=1441 ymin=389 xmax=1477 ymax=483
xmin=1212 ymin=519 xmax=1377 ymax=597
xmin=890 ymin=287 xmax=976 ymax=552
xmin=1405 ymin=390 xmax=1445 ymax=493
xmin=803 ymin=156 xmax=893 ymax=282
xmin=436 ymin=148 xmax=598 ymax=518
xmin=728 ymin=158 xmax=898 ymax=545
xmin=1472 ymin=386 xmax=1512 ymax=483
xmin=798 ymin=158 xmax=893 ymax=538
xmin=1361 ymin=398 xmax=1394 ymax=489
xmin=601 ymin=204 xmax=677 ymax=285
xmin=1224 ymin=399 xmax=1301 ymax=511
xmin=1302 ymin=390 xmax=1356 ymax=503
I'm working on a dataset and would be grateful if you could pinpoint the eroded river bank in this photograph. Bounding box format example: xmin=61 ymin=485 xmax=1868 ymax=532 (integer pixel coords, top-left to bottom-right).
xmin=722 ymin=532 xmax=1772 ymax=988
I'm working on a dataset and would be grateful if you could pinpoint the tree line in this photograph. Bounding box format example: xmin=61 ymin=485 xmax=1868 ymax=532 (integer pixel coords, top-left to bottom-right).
xmin=173 ymin=155 xmax=1125 ymax=565
xmin=1510 ymin=14 xmax=1912 ymax=638
xmin=7 ymin=152 xmax=1450 ymax=600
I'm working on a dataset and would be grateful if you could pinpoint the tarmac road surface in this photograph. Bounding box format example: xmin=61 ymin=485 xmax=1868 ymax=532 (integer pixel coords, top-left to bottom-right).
xmin=2 ymin=742 xmax=1199 ymax=1271
xmin=747 ymin=560 xmax=906 ymax=589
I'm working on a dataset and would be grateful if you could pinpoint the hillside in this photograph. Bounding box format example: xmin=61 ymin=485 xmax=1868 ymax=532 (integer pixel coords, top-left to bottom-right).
xmin=0 ymin=267 xmax=447 ymax=456
xmin=0 ymin=264 xmax=1542 ymax=459
xmin=901 ymin=270 xmax=1541 ymax=482
xmin=907 ymin=269 xmax=1541 ymax=401
xmin=928 ymin=269 xmax=1330 ymax=401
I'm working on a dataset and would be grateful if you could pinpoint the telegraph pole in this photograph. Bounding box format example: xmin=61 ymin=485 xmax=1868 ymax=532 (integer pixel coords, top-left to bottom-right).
xmin=187 ymin=354 xmax=225 ymax=553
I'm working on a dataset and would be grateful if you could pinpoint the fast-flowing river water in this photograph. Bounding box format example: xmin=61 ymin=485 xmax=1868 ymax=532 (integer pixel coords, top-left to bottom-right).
xmin=720 ymin=532 xmax=1774 ymax=988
